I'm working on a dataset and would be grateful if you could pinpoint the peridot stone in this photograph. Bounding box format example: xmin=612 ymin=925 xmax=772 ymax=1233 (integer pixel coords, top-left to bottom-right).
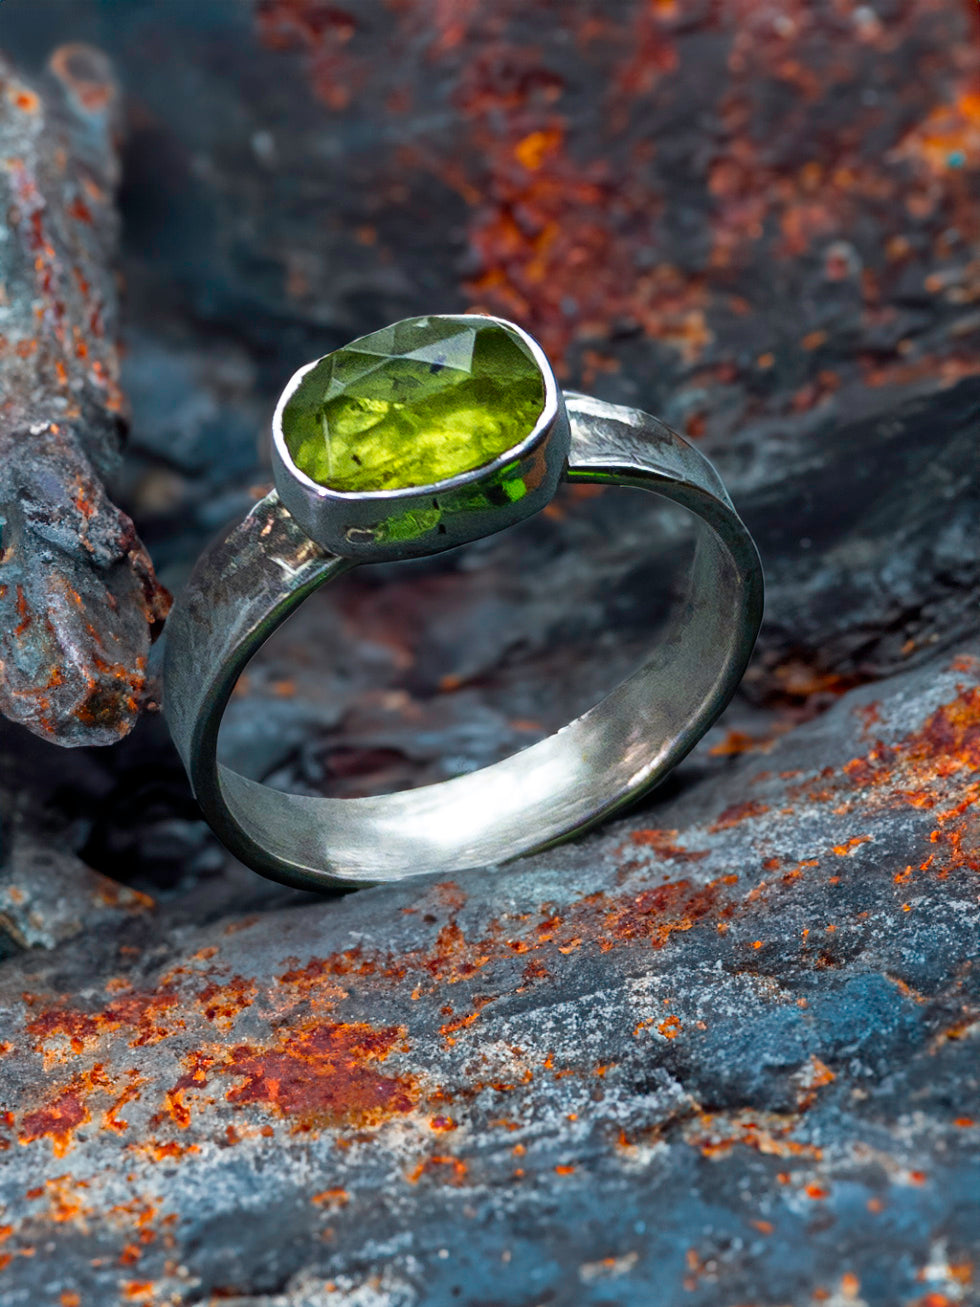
xmin=280 ymin=316 xmax=545 ymax=493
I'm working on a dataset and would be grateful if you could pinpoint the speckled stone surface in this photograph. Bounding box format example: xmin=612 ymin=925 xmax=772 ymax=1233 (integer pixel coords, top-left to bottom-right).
xmin=0 ymin=641 xmax=977 ymax=1305
xmin=0 ymin=1 xmax=977 ymax=1303
xmin=0 ymin=45 xmax=169 ymax=744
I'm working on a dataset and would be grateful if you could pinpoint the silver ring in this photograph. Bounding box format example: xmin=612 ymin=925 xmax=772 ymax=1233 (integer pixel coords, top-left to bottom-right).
xmin=163 ymin=314 xmax=764 ymax=891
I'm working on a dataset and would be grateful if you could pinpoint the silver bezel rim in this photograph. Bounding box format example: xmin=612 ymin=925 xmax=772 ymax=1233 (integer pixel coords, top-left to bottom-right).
xmin=271 ymin=313 xmax=560 ymax=504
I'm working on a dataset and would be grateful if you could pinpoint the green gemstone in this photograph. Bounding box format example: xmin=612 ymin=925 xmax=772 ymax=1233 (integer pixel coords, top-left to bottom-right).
xmin=280 ymin=316 xmax=545 ymax=493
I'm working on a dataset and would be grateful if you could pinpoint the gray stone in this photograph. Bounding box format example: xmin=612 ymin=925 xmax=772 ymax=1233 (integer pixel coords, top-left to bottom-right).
xmin=0 ymin=640 xmax=976 ymax=1305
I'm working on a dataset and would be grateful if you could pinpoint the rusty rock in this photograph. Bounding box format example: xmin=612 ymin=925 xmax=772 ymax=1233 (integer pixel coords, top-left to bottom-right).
xmin=5 ymin=0 xmax=973 ymax=699
xmin=0 ymin=45 xmax=169 ymax=746
xmin=0 ymin=641 xmax=976 ymax=1304
xmin=0 ymin=2 xmax=974 ymax=750
xmin=0 ymin=9 xmax=975 ymax=1301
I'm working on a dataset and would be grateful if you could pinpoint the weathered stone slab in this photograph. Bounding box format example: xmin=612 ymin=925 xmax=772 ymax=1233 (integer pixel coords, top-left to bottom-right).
xmin=0 ymin=46 xmax=169 ymax=745
xmin=0 ymin=641 xmax=975 ymax=1305
xmin=0 ymin=6 xmax=975 ymax=1303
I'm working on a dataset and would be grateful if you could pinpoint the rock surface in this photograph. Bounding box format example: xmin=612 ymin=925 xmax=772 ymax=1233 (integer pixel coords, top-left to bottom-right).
xmin=0 ymin=641 xmax=977 ymax=1305
xmin=0 ymin=1 xmax=977 ymax=1304
xmin=0 ymin=45 xmax=169 ymax=745
xmin=5 ymin=0 xmax=978 ymax=693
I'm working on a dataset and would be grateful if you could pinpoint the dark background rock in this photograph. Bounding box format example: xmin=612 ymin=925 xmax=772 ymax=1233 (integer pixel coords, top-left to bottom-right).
xmin=0 ymin=0 xmax=977 ymax=1302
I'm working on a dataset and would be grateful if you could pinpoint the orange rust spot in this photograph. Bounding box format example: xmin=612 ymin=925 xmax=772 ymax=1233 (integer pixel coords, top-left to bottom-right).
xmin=73 ymin=483 xmax=96 ymax=517
xmin=224 ymin=1021 xmax=416 ymax=1129
xmin=11 ymin=89 xmax=40 ymax=114
xmin=554 ymin=1164 xmax=576 ymax=1175
xmin=709 ymin=799 xmax=770 ymax=832
xmin=657 ymin=1015 xmax=682 ymax=1040
xmin=68 ymin=197 xmax=93 ymax=223
xmin=311 ymin=1187 xmax=348 ymax=1206
xmin=709 ymin=728 xmax=781 ymax=756
xmin=599 ymin=878 xmax=727 ymax=950
xmin=406 ymin=1154 xmax=468 ymax=1185
xmin=522 ymin=958 xmax=550 ymax=983
xmin=439 ymin=994 xmax=492 ymax=1037
xmin=14 ymin=586 xmax=31 ymax=638
xmin=421 ymin=921 xmax=491 ymax=982
xmin=805 ymin=1183 xmax=829 ymax=1199
xmin=783 ymin=683 xmax=980 ymax=881
xmin=691 ymin=1111 xmax=822 ymax=1162
xmin=628 ymin=829 xmax=709 ymax=861
xmin=103 ymin=1072 xmax=144 ymax=1134
xmin=797 ymin=1056 xmax=836 ymax=1110
xmin=126 ymin=1138 xmax=200 ymax=1163
xmin=18 ymin=1087 xmax=89 ymax=1156
xmin=121 ymin=1283 xmax=155 ymax=1303
xmin=27 ymin=988 xmax=181 ymax=1057
xmin=855 ymin=701 xmax=882 ymax=732
xmin=832 ymin=835 xmax=872 ymax=856
xmin=751 ymin=1219 xmax=774 ymax=1235
xmin=430 ymin=1115 xmax=456 ymax=1132
xmin=197 ymin=975 xmax=256 ymax=1028
xmin=514 ymin=127 xmax=564 ymax=171
xmin=157 ymin=1049 xmax=214 ymax=1129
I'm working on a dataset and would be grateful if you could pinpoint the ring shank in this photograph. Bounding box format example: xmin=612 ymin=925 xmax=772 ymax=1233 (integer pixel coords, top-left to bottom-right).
xmin=164 ymin=393 xmax=763 ymax=890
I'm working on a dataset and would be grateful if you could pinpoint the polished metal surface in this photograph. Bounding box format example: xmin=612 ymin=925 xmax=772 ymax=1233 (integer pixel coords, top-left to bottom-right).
xmin=164 ymin=392 xmax=764 ymax=891
xmin=272 ymin=314 xmax=569 ymax=562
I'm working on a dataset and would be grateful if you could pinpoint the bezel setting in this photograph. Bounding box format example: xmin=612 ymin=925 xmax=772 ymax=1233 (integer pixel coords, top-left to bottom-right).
xmin=271 ymin=313 xmax=569 ymax=562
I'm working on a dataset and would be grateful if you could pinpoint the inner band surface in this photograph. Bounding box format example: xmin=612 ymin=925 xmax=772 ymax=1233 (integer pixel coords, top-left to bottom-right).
xmin=164 ymin=395 xmax=763 ymax=890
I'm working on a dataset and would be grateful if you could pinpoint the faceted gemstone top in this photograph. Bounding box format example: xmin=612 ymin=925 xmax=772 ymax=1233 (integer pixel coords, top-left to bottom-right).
xmin=280 ymin=316 xmax=545 ymax=493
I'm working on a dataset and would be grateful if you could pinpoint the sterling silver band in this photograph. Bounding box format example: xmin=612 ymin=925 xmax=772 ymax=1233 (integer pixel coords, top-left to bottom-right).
xmin=164 ymin=393 xmax=763 ymax=891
